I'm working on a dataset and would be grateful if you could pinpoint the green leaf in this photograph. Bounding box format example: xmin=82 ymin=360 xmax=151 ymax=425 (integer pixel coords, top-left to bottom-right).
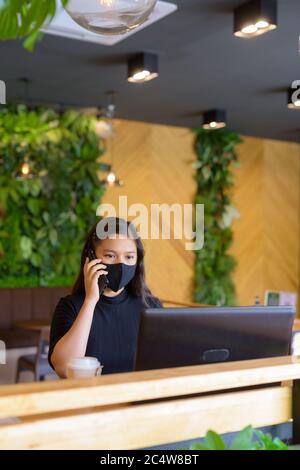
xmin=31 ymin=252 xmax=42 ymax=267
xmin=0 ymin=230 xmax=9 ymax=238
xmin=49 ymin=228 xmax=58 ymax=246
xmin=254 ymin=430 xmax=289 ymax=450
xmin=0 ymin=0 xmax=69 ymax=49
xmin=230 ymin=426 xmax=254 ymax=450
xmin=36 ymin=227 xmax=47 ymax=240
xmin=42 ymin=211 xmax=50 ymax=224
xmin=188 ymin=427 xmax=290 ymax=451
xmin=204 ymin=431 xmax=226 ymax=450
xmin=20 ymin=235 xmax=32 ymax=259
xmin=29 ymin=178 xmax=41 ymax=196
xmin=23 ymin=30 xmax=43 ymax=51
xmin=27 ymin=197 xmax=40 ymax=215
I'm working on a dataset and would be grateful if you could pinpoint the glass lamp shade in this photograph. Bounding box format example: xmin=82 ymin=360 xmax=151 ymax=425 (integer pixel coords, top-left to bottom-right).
xmin=65 ymin=0 xmax=158 ymax=36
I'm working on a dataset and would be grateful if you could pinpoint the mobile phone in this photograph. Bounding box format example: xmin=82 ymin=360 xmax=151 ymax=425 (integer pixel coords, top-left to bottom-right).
xmin=87 ymin=247 xmax=109 ymax=294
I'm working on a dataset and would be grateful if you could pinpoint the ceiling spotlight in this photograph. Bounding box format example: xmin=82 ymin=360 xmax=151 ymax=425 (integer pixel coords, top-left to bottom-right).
xmin=128 ymin=52 xmax=159 ymax=84
xmin=234 ymin=0 xmax=277 ymax=38
xmin=202 ymin=110 xmax=227 ymax=130
xmin=288 ymin=84 xmax=300 ymax=109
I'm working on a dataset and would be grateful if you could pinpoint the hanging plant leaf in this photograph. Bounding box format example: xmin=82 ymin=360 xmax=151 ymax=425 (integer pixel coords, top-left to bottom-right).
xmin=0 ymin=0 xmax=69 ymax=50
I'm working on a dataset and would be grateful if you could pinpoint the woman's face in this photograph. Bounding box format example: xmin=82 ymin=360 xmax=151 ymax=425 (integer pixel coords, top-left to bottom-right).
xmin=94 ymin=234 xmax=137 ymax=266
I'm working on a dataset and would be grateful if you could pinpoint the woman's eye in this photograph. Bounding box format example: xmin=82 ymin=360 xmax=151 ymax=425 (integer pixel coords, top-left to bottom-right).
xmin=126 ymin=256 xmax=135 ymax=260
xmin=105 ymin=254 xmax=114 ymax=258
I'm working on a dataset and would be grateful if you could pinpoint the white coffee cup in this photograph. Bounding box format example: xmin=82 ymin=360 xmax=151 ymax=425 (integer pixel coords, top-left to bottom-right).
xmin=66 ymin=356 xmax=103 ymax=379
xmin=291 ymin=333 xmax=300 ymax=360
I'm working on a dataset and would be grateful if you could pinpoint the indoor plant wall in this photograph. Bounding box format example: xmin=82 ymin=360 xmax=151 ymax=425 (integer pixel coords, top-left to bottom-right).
xmin=193 ymin=128 xmax=242 ymax=306
xmin=0 ymin=105 xmax=108 ymax=288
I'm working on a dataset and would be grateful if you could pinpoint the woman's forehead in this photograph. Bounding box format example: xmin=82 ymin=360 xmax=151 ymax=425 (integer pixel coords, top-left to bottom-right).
xmin=97 ymin=235 xmax=137 ymax=252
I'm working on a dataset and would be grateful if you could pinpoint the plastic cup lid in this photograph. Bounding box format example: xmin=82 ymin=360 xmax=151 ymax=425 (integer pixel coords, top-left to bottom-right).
xmin=67 ymin=356 xmax=102 ymax=369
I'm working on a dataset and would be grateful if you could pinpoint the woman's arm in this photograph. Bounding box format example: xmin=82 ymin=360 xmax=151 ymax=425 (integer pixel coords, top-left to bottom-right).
xmin=50 ymin=297 xmax=97 ymax=378
xmin=50 ymin=257 xmax=108 ymax=378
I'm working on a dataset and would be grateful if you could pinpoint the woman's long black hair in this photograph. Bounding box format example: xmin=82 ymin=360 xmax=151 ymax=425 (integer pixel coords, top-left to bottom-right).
xmin=72 ymin=216 xmax=157 ymax=308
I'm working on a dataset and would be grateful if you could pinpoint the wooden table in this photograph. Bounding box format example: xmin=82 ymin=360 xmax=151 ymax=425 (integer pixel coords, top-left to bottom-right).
xmin=0 ymin=356 xmax=300 ymax=449
xmin=13 ymin=320 xmax=50 ymax=356
xmin=14 ymin=319 xmax=50 ymax=331
xmin=294 ymin=320 xmax=300 ymax=331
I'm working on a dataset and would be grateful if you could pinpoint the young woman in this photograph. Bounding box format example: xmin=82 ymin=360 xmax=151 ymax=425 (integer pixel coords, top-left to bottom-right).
xmin=48 ymin=217 xmax=162 ymax=378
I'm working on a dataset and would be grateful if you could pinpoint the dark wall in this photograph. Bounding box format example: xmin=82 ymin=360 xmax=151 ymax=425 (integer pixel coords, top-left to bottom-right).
xmin=0 ymin=287 xmax=70 ymax=348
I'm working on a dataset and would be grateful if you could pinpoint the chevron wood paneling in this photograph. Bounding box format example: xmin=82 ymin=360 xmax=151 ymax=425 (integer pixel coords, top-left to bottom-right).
xmin=230 ymin=137 xmax=300 ymax=309
xmin=263 ymin=140 xmax=300 ymax=301
xmin=229 ymin=137 xmax=266 ymax=305
xmin=100 ymin=119 xmax=300 ymax=310
xmin=100 ymin=119 xmax=196 ymax=304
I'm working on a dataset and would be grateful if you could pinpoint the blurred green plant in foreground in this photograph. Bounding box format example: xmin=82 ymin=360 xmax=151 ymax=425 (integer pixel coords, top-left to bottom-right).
xmin=183 ymin=426 xmax=289 ymax=451
xmin=0 ymin=0 xmax=69 ymax=50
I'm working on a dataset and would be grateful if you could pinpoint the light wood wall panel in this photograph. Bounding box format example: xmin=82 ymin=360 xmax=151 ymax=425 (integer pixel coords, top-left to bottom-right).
xmin=229 ymin=137 xmax=266 ymax=305
xmin=100 ymin=119 xmax=300 ymax=310
xmin=100 ymin=120 xmax=196 ymax=304
xmin=263 ymin=140 xmax=300 ymax=299
xmin=230 ymin=138 xmax=300 ymax=308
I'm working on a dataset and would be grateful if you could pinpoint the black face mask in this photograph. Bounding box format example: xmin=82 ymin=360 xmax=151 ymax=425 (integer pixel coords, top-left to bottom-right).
xmin=105 ymin=263 xmax=137 ymax=292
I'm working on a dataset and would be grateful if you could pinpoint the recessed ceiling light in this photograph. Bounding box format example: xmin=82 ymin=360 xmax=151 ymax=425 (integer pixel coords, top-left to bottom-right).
xmin=241 ymin=24 xmax=258 ymax=35
xmin=128 ymin=53 xmax=159 ymax=84
xmin=234 ymin=0 xmax=277 ymax=38
xmin=202 ymin=110 xmax=227 ymax=130
xmin=256 ymin=20 xmax=270 ymax=28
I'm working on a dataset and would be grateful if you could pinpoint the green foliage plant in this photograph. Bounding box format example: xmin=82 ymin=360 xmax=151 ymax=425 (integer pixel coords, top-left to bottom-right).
xmin=193 ymin=128 xmax=242 ymax=306
xmin=187 ymin=426 xmax=289 ymax=451
xmin=0 ymin=105 xmax=109 ymax=288
xmin=0 ymin=0 xmax=70 ymax=50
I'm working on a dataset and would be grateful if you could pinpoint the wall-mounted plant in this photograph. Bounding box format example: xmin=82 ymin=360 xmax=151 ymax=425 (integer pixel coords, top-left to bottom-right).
xmin=193 ymin=128 xmax=242 ymax=306
xmin=0 ymin=105 xmax=109 ymax=288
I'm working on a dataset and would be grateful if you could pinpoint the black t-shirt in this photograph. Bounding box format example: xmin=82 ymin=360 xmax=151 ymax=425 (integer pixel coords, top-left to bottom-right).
xmin=48 ymin=288 xmax=162 ymax=375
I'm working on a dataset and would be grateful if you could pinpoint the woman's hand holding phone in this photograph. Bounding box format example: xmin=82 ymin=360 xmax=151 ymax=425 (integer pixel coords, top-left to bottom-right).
xmin=84 ymin=257 xmax=108 ymax=303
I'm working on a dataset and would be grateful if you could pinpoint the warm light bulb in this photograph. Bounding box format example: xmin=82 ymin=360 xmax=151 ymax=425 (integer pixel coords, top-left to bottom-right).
xmin=107 ymin=171 xmax=116 ymax=184
xmin=100 ymin=0 xmax=114 ymax=6
xmin=241 ymin=24 xmax=258 ymax=35
xmin=132 ymin=70 xmax=151 ymax=81
xmin=234 ymin=1 xmax=277 ymax=39
xmin=66 ymin=0 xmax=158 ymax=36
xmin=21 ymin=162 xmax=30 ymax=175
xmin=203 ymin=121 xmax=226 ymax=130
xmin=255 ymin=20 xmax=269 ymax=29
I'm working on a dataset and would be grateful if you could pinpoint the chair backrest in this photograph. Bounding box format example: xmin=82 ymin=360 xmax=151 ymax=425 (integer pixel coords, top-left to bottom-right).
xmin=34 ymin=327 xmax=50 ymax=369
